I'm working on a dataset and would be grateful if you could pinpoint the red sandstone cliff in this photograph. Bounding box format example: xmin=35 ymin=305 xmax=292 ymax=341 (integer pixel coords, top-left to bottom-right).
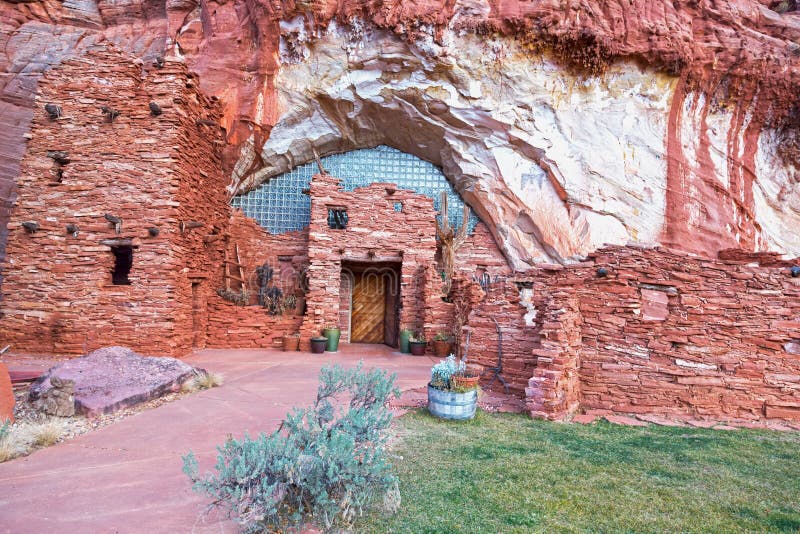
xmin=1 ymin=0 xmax=799 ymax=264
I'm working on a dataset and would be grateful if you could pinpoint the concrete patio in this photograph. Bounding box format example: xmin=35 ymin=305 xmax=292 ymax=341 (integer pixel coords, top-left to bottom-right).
xmin=0 ymin=346 xmax=434 ymax=533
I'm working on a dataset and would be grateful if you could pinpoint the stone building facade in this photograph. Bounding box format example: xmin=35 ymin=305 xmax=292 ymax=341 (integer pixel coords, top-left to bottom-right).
xmin=0 ymin=46 xmax=228 ymax=356
xmin=2 ymin=45 xmax=800 ymax=426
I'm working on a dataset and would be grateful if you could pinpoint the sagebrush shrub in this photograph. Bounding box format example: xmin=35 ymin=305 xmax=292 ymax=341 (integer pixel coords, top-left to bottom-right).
xmin=183 ymin=362 xmax=400 ymax=533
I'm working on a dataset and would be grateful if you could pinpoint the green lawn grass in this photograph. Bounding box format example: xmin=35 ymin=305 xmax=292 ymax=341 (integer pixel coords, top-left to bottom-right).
xmin=362 ymin=410 xmax=800 ymax=533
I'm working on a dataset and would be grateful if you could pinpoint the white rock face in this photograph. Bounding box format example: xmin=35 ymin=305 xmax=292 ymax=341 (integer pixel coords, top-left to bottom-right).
xmin=231 ymin=21 xmax=799 ymax=268
xmin=755 ymin=129 xmax=800 ymax=255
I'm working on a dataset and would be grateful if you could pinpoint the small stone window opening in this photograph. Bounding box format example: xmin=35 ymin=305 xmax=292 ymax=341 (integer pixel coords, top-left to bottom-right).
xmin=393 ymin=202 xmax=403 ymax=212
xmin=47 ymin=151 xmax=70 ymax=183
xmin=111 ymin=245 xmax=134 ymax=285
xmin=327 ymin=208 xmax=348 ymax=229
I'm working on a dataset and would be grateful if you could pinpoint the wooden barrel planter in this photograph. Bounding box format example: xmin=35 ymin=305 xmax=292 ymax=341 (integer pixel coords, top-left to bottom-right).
xmin=432 ymin=339 xmax=453 ymax=357
xmin=427 ymin=384 xmax=477 ymax=420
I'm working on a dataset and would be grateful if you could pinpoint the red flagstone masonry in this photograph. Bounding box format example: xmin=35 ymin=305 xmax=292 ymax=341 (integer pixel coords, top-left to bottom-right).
xmin=298 ymin=174 xmax=441 ymax=350
xmin=524 ymin=245 xmax=800 ymax=424
xmin=205 ymin=212 xmax=307 ymax=349
xmin=3 ymin=45 xmax=800 ymax=426
xmin=0 ymin=46 xmax=227 ymax=356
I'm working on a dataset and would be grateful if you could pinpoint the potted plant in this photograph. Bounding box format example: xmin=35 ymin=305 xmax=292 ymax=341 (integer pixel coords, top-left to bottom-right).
xmin=408 ymin=333 xmax=427 ymax=356
xmin=282 ymin=333 xmax=300 ymax=352
xmin=399 ymin=328 xmax=413 ymax=354
xmin=322 ymin=325 xmax=341 ymax=352
xmin=427 ymin=354 xmax=478 ymax=420
xmin=432 ymin=332 xmax=452 ymax=357
xmin=310 ymin=336 xmax=328 ymax=354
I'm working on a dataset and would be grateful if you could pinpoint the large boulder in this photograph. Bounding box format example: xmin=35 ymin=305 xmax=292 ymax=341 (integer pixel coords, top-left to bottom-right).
xmin=29 ymin=347 xmax=197 ymax=417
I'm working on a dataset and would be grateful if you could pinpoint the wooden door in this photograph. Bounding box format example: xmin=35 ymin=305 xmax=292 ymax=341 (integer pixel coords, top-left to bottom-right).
xmin=350 ymin=272 xmax=386 ymax=343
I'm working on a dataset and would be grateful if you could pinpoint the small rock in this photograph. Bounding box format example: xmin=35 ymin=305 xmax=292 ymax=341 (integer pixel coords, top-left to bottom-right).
xmin=604 ymin=415 xmax=649 ymax=427
xmin=572 ymin=414 xmax=598 ymax=424
xmin=33 ymin=376 xmax=75 ymax=417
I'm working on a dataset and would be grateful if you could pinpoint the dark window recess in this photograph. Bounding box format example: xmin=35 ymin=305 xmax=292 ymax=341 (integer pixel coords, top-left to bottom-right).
xmin=47 ymin=151 xmax=70 ymax=183
xmin=327 ymin=208 xmax=348 ymax=229
xmin=111 ymin=246 xmax=133 ymax=285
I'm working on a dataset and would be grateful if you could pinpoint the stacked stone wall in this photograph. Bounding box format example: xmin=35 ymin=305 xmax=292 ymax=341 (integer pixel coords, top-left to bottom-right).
xmin=299 ymin=174 xmax=441 ymax=349
xmin=525 ymin=246 xmax=800 ymax=423
xmin=0 ymin=47 xmax=226 ymax=356
xmin=205 ymin=212 xmax=307 ymax=348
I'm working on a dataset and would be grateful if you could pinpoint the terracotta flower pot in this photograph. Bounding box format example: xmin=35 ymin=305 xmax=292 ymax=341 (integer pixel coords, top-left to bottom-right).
xmin=451 ymin=375 xmax=480 ymax=390
xmin=282 ymin=335 xmax=300 ymax=352
xmin=432 ymin=340 xmax=452 ymax=357
xmin=409 ymin=341 xmax=427 ymax=356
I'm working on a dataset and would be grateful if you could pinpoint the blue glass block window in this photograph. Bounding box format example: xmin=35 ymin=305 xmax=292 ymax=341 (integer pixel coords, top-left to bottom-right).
xmin=231 ymin=145 xmax=479 ymax=234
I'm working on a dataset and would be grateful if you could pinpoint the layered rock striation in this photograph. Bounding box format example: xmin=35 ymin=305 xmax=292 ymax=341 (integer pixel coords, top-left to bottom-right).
xmin=2 ymin=0 xmax=799 ymax=267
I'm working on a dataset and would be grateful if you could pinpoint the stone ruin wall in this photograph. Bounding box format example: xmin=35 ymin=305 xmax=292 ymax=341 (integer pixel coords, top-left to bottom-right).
xmin=0 ymin=46 xmax=227 ymax=357
xmin=205 ymin=212 xmax=307 ymax=349
xmin=526 ymin=246 xmax=800 ymax=424
xmin=169 ymin=71 xmax=230 ymax=351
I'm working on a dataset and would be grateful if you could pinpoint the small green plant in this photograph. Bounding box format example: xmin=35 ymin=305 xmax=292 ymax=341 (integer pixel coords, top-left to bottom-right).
xmin=409 ymin=332 xmax=426 ymax=343
xmin=264 ymin=292 xmax=298 ymax=316
xmin=183 ymin=362 xmax=400 ymax=533
xmin=433 ymin=332 xmax=451 ymax=342
xmin=451 ymin=382 xmax=482 ymax=395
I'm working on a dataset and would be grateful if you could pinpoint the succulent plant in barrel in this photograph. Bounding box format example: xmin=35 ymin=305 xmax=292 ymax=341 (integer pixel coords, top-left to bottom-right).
xmin=428 ymin=354 xmax=478 ymax=420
